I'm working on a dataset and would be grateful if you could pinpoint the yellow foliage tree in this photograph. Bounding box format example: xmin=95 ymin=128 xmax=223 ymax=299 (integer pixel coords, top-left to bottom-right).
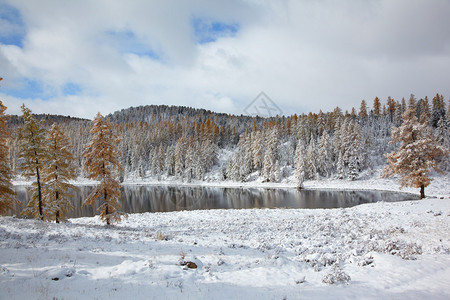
xmin=42 ymin=123 xmax=78 ymax=223
xmin=373 ymin=97 xmax=381 ymax=117
xmin=18 ymin=105 xmax=48 ymax=220
xmin=83 ymin=113 xmax=124 ymax=224
xmin=383 ymin=107 xmax=446 ymax=198
xmin=0 ymin=100 xmax=17 ymax=215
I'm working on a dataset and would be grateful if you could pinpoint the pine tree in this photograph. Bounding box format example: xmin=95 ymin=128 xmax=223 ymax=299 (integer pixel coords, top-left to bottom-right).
xmin=165 ymin=145 xmax=175 ymax=176
xmin=436 ymin=117 xmax=450 ymax=171
xmin=419 ymin=96 xmax=430 ymax=124
xmin=431 ymin=93 xmax=445 ymax=127
xmin=262 ymin=147 xmax=274 ymax=182
xmin=305 ymin=134 xmax=318 ymax=180
xmin=174 ymin=136 xmax=187 ymax=177
xmin=83 ymin=113 xmax=124 ymax=224
xmin=336 ymin=152 xmax=345 ymax=180
xmin=373 ymin=97 xmax=381 ymax=117
xmin=386 ymin=96 xmax=396 ymax=122
xmin=401 ymin=97 xmax=407 ymax=113
xmin=251 ymin=131 xmax=264 ymax=171
xmin=273 ymin=160 xmax=281 ymax=182
xmin=394 ymin=101 xmax=403 ymax=125
xmin=359 ymin=100 xmax=368 ymax=119
xmin=42 ymin=123 xmax=77 ymax=223
xmin=348 ymin=158 xmax=358 ymax=181
xmin=383 ymin=107 xmax=446 ymax=198
xmin=18 ymin=105 xmax=48 ymax=220
xmin=294 ymin=140 xmax=306 ymax=189
xmin=317 ymin=131 xmax=332 ymax=177
xmin=0 ymin=100 xmax=16 ymax=215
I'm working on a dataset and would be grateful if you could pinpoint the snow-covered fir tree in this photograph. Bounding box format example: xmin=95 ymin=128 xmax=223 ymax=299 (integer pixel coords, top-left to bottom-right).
xmin=336 ymin=152 xmax=345 ymax=180
xmin=317 ymin=131 xmax=333 ymax=177
xmin=294 ymin=140 xmax=306 ymax=189
xmin=305 ymin=134 xmax=318 ymax=180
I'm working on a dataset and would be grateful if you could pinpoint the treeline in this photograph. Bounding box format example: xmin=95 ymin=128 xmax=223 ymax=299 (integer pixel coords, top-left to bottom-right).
xmin=4 ymin=94 xmax=450 ymax=185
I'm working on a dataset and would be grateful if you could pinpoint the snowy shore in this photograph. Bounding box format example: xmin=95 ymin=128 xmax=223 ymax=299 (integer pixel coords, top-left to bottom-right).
xmin=2 ymin=174 xmax=449 ymax=299
xmin=12 ymin=167 xmax=450 ymax=199
xmin=121 ymin=173 xmax=450 ymax=199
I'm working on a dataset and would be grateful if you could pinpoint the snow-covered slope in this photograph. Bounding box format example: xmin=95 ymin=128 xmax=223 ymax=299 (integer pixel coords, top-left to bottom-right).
xmin=1 ymin=197 xmax=449 ymax=299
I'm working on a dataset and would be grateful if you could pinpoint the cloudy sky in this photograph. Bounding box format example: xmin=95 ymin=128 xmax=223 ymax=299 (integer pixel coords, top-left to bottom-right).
xmin=1 ymin=0 xmax=449 ymax=119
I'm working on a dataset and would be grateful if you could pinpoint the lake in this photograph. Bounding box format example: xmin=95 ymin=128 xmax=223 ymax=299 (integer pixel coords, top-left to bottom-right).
xmin=10 ymin=185 xmax=419 ymax=218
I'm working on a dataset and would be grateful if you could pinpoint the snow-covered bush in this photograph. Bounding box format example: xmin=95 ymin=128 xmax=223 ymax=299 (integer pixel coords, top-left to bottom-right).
xmin=322 ymin=264 xmax=351 ymax=285
xmin=385 ymin=239 xmax=422 ymax=260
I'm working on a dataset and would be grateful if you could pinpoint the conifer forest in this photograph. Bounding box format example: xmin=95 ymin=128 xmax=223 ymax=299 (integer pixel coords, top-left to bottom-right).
xmin=3 ymin=93 xmax=449 ymax=191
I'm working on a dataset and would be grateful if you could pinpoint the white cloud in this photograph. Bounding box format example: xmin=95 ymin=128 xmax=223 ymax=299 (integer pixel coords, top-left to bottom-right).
xmin=1 ymin=0 xmax=449 ymax=119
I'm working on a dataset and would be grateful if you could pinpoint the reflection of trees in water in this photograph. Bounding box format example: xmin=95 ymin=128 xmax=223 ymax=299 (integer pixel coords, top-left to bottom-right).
xmin=11 ymin=186 xmax=419 ymax=218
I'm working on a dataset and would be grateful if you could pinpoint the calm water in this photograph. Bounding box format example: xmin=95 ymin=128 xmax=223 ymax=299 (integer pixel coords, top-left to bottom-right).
xmin=10 ymin=185 xmax=419 ymax=218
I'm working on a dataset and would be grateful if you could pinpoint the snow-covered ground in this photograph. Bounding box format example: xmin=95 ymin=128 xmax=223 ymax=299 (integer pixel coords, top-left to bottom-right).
xmin=2 ymin=174 xmax=449 ymax=299
xmin=1 ymin=198 xmax=449 ymax=299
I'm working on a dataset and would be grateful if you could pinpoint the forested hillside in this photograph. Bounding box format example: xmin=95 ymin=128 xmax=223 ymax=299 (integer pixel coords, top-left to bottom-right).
xmin=6 ymin=94 xmax=450 ymax=184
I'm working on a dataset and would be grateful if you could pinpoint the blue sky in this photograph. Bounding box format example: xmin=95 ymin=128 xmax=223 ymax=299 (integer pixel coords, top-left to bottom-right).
xmin=1 ymin=0 xmax=450 ymax=119
xmin=0 ymin=3 xmax=25 ymax=47
xmin=192 ymin=17 xmax=239 ymax=44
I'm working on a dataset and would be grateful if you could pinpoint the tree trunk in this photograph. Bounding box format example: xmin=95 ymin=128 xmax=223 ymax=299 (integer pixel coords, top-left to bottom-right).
xmin=420 ymin=184 xmax=425 ymax=199
xmin=55 ymin=191 xmax=60 ymax=223
xmin=36 ymin=162 xmax=43 ymax=220
xmin=105 ymin=190 xmax=110 ymax=225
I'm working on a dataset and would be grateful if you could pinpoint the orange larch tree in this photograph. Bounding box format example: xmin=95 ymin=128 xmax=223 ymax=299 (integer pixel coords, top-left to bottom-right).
xmin=383 ymin=106 xmax=446 ymax=198
xmin=18 ymin=105 xmax=48 ymax=220
xmin=83 ymin=113 xmax=124 ymax=224
xmin=0 ymin=99 xmax=17 ymax=215
xmin=43 ymin=123 xmax=78 ymax=223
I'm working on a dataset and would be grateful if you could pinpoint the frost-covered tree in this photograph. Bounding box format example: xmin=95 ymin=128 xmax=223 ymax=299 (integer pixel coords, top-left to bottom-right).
xmin=359 ymin=100 xmax=368 ymax=119
xmin=174 ymin=136 xmax=187 ymax=177
xmin=83 ymin=113 xmax=124 ymax=224
xmin=184 ymin=143 xmax=195 ymax=182
xmin=419 ymin=96 xmax=430 ymax=124
xmin=294 ymin=140 xmax=306 ymax=189
xmin=262 ymin=147 xmax=274 ymax=182
xmin=273 ymin=160 xmax=281 ymax=182
xmin=0 ymin=100 xmax=16 ymax=215
xmin=383 ymin=107 xmax=446 ymax=198
xmin=42 ymin=123 xmax=77 ymax=223
xmin=262 ymin=128 xmax=279 ymax=182
xmin=238 ymin=133 xmax=252 ymax=177
xmin=165 ymin=145 xmax=175 ymax=176
xmin=201 ymin=139 xmax=218 ymax=173
xmin=251 ymin=131 xmax=264 ymax=171
xmin=431 ymin=93 xmax=445 ymax=128
xmin=336 ymin=152 xmax=345 ymax=180
xmin=317 ymin=110 xmax=326 ymax=135
xmin=305 ymin=134 xmax=318 ymax=180
xmin=317 ymin=131 xmax=332 ymax=177
xmin=386 ymin=96 xmax=396 ymax=123
xmin=435 ymin=117 xmax=450 ymax=171
xmin=18 ymin=105 xmax=48 ymax=220
xmin=373 ymin=97 xmax=381 ymax=117
xmin=348 ymin=158 xmax=358 ymax=181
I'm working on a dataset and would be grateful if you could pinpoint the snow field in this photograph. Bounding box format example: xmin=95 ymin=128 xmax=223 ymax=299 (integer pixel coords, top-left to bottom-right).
xmin=1 ymin=197 xmax=449 ymax=299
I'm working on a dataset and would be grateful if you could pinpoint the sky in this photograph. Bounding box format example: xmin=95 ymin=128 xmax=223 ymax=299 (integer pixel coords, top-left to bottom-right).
xmin=0 ymin=0 xmax=449 ymax=119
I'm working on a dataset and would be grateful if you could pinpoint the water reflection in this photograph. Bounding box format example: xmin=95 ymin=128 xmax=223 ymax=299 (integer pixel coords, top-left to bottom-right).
xmin=10 ymin=185 xmax=419 ymax=218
